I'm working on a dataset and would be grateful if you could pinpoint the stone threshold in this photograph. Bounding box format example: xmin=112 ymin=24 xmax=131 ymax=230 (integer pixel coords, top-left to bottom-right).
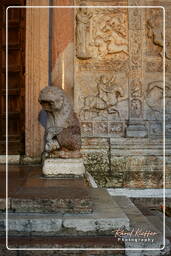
xmin=0 ymin=155 xmax=41 ymax=164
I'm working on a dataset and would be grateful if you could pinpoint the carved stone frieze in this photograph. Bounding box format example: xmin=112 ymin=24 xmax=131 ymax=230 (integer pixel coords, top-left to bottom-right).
xmin=80 ymin=121 xmax=125 ymax=137
xmin=81 ymin=122 xmax=93 ymax=137
xmin=75 ymin=5 xmax=129 ymax=138
xmin=76 ymin=7 xmax=128 ymax=61
xmin=94 ymin=122 xmax=108 ymax=136
xmin=108 ymin=122 xmax=124 ymax=137
xmin=78 ymin=74 xmax=128 ymax=122
xmin=91 ymin=9 xmax=128 ymax=59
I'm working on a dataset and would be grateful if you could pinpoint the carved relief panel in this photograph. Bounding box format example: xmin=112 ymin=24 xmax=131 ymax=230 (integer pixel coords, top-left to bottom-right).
xmin=74 ymin=1 xmax=129 ymax=137
xmin=74 ymin=1 xmax=167 ymax=138
xmin=144 ymin=6 xmax=168 ymax=135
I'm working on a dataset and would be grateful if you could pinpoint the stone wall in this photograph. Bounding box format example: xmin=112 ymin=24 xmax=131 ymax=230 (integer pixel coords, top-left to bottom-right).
xmin=73 ymin=0 xmax=171 ymax=188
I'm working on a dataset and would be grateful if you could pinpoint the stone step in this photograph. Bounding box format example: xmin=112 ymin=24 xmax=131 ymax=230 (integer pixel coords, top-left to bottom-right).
xmin=1 ymin=195 xmax=171 ymax=255
xmin=6 ymin=179 xmax=94 ymax=214
xmin=113 ymin=196 xmax=171 ymax=255
xmin=0 ymin=189 xmax=129 ymax=237
xmin=0 ymin=236 xmax=125 ymax=254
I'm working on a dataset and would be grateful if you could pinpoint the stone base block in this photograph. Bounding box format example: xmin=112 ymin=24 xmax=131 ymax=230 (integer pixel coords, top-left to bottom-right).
xmin=42 ymin=158 xmax=85 ymax=177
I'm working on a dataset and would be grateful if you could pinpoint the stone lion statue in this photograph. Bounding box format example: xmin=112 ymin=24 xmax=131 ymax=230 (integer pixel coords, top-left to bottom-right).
xmin=39 ymin=86 xmax=81 ymax=158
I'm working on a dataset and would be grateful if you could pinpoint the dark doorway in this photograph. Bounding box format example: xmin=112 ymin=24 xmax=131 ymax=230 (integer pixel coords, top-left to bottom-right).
xmin=0 ymin=0 xmax=26 ymax=154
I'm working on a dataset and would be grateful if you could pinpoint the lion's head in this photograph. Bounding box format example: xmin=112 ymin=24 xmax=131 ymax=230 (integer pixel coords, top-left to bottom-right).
xmin=39 ymin=86 xmax=64 ymax=112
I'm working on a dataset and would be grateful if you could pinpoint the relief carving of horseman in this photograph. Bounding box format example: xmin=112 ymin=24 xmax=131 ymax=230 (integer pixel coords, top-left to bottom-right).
xmin=80 ymin=75 xmax=127 ymax=120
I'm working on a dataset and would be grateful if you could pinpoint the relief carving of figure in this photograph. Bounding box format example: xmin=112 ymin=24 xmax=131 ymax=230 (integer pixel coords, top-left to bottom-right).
xmin=130 ymin=99 xmax=142 ymax=118
xmin=147 ymin=12 xmax=163 ymax=57
xmin=130 ymin=32 xmax=142 ymax=65
xmin=130 ymin=79 xmax=142 ymax=98
xmin=39 ymin=86 xmax=81 ymax=158
xmin=147 ymin=10 xmax=171 ymax=60
xmin=76 ymin=7 xmax=92 ymax=59
xmin=145 ymin=81 xmax=171 ymax=120
xmin=80 ymin=75 xmax=127 ymax=120
xmin=93 ymin=13 xmax=128 ymax=58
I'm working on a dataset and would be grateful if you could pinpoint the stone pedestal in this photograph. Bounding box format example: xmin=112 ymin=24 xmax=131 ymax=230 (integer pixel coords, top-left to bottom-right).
xmin=42 ymin=158 xmax=85 ymax=177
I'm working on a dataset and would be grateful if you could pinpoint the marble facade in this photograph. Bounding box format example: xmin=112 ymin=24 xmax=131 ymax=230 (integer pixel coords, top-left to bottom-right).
xmin=24 ymin=0 xmax=171 ymax=188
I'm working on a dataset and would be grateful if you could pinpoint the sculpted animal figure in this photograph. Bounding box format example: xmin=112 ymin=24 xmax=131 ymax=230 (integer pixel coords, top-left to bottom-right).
xmin=39 ymin=86 xmax=81 ymax=157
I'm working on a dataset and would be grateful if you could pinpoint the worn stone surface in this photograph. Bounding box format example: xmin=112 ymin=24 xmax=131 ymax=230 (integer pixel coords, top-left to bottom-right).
xmin=110 ymin=138 xmax=166 ymax=188
xmin=80 ymin=136 xmax=170 ymax=188
xmin=83 ymin=150 xmax=110 ymax=187
xmin=42 ymin=158 xmax=85 ymax=177
xmin=7 ymin=215 xmax=63 ymax=233
xmin=81 ymin=138 xmax=110 ymax=187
